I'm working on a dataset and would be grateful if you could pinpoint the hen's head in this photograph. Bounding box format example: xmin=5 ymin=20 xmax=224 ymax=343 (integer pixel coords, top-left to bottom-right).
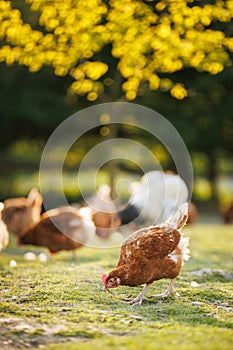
xmin=102 ymin=273 xmax=121 ymax=291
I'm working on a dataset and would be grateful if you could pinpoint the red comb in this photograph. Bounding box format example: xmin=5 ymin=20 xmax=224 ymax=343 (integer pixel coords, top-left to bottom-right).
xmin=102 ymin=274 xmax=108 ymax=285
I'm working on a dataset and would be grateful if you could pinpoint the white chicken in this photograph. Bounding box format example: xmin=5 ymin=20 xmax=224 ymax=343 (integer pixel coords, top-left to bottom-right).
xmin=117 ymin=171 xmax=189 ymax=226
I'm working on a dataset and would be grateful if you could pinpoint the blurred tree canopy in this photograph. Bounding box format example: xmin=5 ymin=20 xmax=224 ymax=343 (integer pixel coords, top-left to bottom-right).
xmin=0 ymin=0 xmax=233 ymax=102
xmin=0 ymin=0 xmax=232 ymax=205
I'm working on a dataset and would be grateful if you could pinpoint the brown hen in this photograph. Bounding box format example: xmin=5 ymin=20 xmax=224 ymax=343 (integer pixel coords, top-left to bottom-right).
xmin=18 ymin=206 xmax=95 ymax=254
xmin=102 ymin=203 xmax=190 ymax=306
xmin=2 ymin=189 xmax=42 ymax=235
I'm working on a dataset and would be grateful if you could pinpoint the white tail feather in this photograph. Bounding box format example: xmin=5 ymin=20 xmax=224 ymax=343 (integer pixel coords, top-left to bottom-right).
xmin=179 ymin=236 xmax=190 ymax=262
xmin=162 ymin=202 xmax=189 ymax=231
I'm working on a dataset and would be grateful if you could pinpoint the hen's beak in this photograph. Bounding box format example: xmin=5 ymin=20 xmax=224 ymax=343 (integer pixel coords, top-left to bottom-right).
xmin=102 ymin=274 xmax=109 ymax=292
xmin=104 ymin=285 xmax=109 ymax=292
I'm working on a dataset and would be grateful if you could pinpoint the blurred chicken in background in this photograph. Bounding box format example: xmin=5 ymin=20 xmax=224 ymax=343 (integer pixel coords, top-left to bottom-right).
xmin=0 ymin=202 xmax=9 ymax=252
xmin=82 ymin=185 xmax=120 ymax=239
xmin=222 ymin=202 xmax=233 ymax=224
xmin=117 ymin=171 xmax=191 ymax=226
xmin=18 ymin=206 xmax=95 ymax=255
xmin=2 ymin=189 xmax=42 ymax=235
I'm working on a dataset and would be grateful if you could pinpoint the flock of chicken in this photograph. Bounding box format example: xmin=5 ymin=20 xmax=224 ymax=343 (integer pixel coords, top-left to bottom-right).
xmin=0 ymin=170 xmax=231 ymax=304
xmin=1 ymin=189 xmax=95 ymax=254
xmin=0 ymin=171 xmax=195 ymax=254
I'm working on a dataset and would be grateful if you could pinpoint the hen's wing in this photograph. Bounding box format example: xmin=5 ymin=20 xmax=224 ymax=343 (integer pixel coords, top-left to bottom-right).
xmin=117 ymin=226 xmax=180 ymax=267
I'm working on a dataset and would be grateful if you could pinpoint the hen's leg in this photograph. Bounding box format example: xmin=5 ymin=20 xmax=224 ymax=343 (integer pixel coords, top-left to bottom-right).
xmin=155 ymin=278 xmax=176 ymax=297
xmin=127 ymin=283 xmax=152 ymax=306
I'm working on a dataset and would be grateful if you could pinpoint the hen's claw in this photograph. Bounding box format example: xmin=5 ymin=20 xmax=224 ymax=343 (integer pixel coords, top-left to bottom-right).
xmin=124 ymin=296 xmax=146 ymax=306
xmin=131 ymin=300 xmax=143 ymax=307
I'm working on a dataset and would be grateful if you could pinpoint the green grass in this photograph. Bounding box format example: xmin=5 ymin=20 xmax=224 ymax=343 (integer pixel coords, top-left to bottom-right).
xmin=0 ymin=224 xmax=232 ymax=349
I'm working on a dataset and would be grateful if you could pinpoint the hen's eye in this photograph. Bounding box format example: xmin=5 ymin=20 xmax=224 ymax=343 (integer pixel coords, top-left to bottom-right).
xmin=108 ymin=278 xmax=116 ymax=285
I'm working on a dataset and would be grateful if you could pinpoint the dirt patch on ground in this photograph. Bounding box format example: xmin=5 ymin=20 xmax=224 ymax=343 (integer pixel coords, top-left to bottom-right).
xmin=0 ymin=317 xmax=84 ymax=349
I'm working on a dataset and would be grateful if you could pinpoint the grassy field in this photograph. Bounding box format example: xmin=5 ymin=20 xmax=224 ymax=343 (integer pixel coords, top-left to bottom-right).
xmin=0 ymin=224 xmax=232 ymax=349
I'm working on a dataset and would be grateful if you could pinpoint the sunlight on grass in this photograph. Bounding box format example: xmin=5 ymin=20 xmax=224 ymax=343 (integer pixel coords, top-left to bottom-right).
xmin=0 ymin=224 xmax=232 ymax=349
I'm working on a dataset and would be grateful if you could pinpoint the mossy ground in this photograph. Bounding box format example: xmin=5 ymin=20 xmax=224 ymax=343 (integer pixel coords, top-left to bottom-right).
xmin=0 ymin=224 xmax=232 ymax=349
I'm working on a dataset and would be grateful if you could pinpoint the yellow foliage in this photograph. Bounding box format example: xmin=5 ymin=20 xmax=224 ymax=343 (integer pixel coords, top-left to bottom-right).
xmin=100 ymin=113 xmax=111 ymax=123
xmin=0 ymin=0 xmax=232 ymax=100
xmin=126 ymin=90 xmax=137 ymax=101
xmin=87 ymin=91 xmax=98 ymax=101
xmin=99 ymin=126 xmax=110 ymax=136
xmin=160 ymin=78 xmax=173 ymax=91
xmin=80 ymin=61 xmax=108 ymax=80
xmin=194 ymin=177 xmax=212 ymax=201
xmin=149 ymin=74 xmax=160 ymax=90
xmin=170 ymin=83 xmax=188 ymax=100
xmin=71 ymin=79 xmax=93 ymax=94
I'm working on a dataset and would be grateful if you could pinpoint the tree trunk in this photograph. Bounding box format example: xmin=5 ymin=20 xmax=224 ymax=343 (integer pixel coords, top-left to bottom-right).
xmin=107 ymin=123 xmax=120 ymax=200
xmin=207 ymin=151 xmax=218 ymax=204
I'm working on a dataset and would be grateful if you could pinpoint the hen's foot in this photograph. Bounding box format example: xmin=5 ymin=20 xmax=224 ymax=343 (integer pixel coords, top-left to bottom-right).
xmin=123 ymin=296 xmax=148 ymax=302
xmin=128 ymin=297 xmax=144 ymax=306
